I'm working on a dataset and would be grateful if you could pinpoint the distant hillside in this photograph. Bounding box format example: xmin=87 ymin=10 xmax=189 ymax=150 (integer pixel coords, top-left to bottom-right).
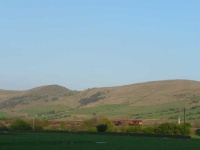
xmin=0 ymin=90 xmax=23 ymax=101
xmin=0 ymin=85 xmax=79 ymax=112
xmin=1 ymin=80 xmax=200 ymax=121
xmin=25 ymin=85 xmax=72 ymax=96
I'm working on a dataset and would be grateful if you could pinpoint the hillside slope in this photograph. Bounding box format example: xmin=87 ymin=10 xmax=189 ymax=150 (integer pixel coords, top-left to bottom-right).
xmin=1 ymin=80 xmax=200 ymax=120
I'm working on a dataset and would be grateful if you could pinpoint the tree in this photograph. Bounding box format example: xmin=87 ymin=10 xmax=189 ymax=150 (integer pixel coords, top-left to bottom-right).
xmin=83 ymin=116 xmax=114 ymax=132
xmin=96 ymin=124 xmax=108 ymax=132
xmin=154 ymin=122 xmax=191 ymax=135
xmin=10 ymin=119 xmax=32 ymax=131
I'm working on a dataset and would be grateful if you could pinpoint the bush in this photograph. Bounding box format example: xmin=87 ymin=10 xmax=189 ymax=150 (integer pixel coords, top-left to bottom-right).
xmin=179 ymin=123 xmax=191 ymax=135
xmin=154 ymin=122 xmax=177 ymax=134
xmin=60 ymin=122 xmax=67 ymax=130
xmin=40 ymin=120 xmax=50 ymax=129
xmin=0 ymin=126 xmax=9 ymax=131
xmin=86 ymin=127 xmax=97 ymax=132
xmin=96 ymin=124 xmax=108 ymax=132
xmin=154 ymin=122 xmax=191 ymax=135
xmin=143 ymin=126 xmax=155 ymax=134
xmin=83 ymin=117 xmax=98 ymax=127
xmin=114 ymin=126 xmax=127 ymax=133
xmin=127 ymin=126 xmax=143 ymax=133
xmin=10 ymin=119 xmax=32 ymax=131
xmin=0 ymin=122 xmax=8 ymax=131
xmin=195 ymin=129 xmax=200 ymax=136
xmin=34 ymin=124 xmax=43 ymax=130
xmin=84 ymin=116 xmax=115 ymax=132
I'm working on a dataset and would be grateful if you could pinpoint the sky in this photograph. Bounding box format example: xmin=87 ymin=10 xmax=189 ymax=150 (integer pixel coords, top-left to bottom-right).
xmin=0 ymin=0 xmax=200 ymax=91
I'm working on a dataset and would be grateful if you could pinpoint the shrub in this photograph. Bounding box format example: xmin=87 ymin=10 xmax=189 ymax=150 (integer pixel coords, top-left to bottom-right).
xmin=60 ymin=122 xmax=67 ymax=130
xmin=34 ymin=124 xmax=43 ymax=130
xmin=195 ymin=129 xmax=200 ymax=136
xmin=41 ymin=120 xmax=50 ymax=129
xmin=143 ymin=126 xmax=155 ymax=134
xmin=96 ymin=124 xmax=108 ymax=132
xmin=49 ymin=125 xmax=60 ymax=130
xmin=10 ymin=119 xmax=32 ymax=131
xmin=114 ymin=126 xmax=127 ymax=133
xmin=84 ymin=116 xmax=115 ymax=132
xmin=0 ymin=126 xmax=9 ymax=131
xmin=179 ymin=123 xmax=191 ymax=135
xmin=154 ymin=122 xmax=191 ymax=135
xmin=154 ymin=122 xmax=177 ymax=134
xmin=86 ymin=127 xmax=97 ymax=132
xmin=83 ymin=117 xmax=98 ymax=127
xmin=28 ymin=118 xmax=45 ymax=130
xmin=127 ymin=126 xmax=143 ymax=133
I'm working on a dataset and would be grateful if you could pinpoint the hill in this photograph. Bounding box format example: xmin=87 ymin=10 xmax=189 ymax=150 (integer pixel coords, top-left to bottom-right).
xmin=1 ymin=80 xmax=200 ymax=121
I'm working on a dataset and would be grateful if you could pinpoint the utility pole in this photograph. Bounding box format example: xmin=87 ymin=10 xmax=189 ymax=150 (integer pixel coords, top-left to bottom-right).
xmin=33 ymin=116 xmax=35 ymax=131
xmin=32 ymin=115 xmax=37 ymax=131
xmin=184 ymin=107 xmax=186 ymax=138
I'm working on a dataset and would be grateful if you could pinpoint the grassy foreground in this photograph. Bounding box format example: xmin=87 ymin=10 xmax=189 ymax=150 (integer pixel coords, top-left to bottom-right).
xmin=0 ymin=132 xmax=200 ymax=150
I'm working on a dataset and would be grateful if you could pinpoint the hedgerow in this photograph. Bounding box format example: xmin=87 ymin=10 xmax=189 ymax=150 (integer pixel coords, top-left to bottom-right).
xmin=2 ymin=118 xmax=192 ymax=136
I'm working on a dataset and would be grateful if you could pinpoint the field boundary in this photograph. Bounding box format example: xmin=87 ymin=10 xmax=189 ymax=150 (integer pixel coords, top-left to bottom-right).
xmin=0 ymin=130 xmax=191 ymax=139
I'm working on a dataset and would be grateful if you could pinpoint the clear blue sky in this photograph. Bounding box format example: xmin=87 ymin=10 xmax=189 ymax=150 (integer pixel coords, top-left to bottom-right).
xmin=0 ymin=0 xmax=200 ymax=90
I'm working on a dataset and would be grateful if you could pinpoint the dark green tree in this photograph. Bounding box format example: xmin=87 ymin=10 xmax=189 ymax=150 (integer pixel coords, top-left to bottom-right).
xmin=10 ymin=119 xmax=32 ymax=131
xmin=96 ymin=124 xmax=108 ymax=132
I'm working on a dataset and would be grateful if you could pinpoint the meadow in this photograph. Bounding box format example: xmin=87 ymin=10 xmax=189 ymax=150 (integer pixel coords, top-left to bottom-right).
xmin=0 ymin=132 xmax=200 ymax=150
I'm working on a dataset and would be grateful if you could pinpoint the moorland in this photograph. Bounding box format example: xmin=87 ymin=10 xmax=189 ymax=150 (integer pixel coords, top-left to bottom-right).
xmin=0 ymin=79 xmax=200 ymax=125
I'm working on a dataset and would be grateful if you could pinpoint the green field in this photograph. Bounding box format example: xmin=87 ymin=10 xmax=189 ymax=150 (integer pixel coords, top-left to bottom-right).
xmin=0 ymin=111 xmax=8 ymax=118
xmin=20 ymin=99 xmax=200 ymax=121
xmin=0 ymin=132 xmax=200 ymax=150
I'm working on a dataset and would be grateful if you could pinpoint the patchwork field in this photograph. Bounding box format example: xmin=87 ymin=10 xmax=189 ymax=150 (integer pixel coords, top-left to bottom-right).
xmin=0 ymin=132 xmax=200 ymax=150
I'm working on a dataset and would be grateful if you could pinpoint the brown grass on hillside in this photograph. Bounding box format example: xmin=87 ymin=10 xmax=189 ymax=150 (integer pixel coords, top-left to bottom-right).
xmin=1 ymin=79 xmax=200 ymax=120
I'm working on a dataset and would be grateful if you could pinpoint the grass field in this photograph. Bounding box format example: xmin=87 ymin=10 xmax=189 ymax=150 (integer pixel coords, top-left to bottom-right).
xmin=0 ymin=111 xmax=8 ymax=118
xmin=19 ymin=99 xmax=199 ymax=121
xmin=0 ymin=132 xmax=200 ymax=150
